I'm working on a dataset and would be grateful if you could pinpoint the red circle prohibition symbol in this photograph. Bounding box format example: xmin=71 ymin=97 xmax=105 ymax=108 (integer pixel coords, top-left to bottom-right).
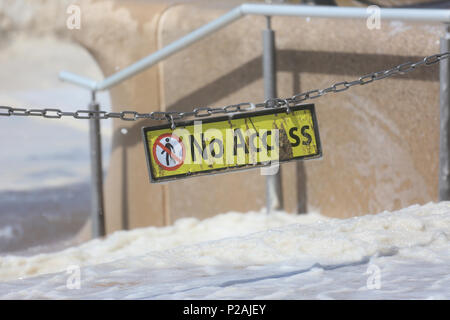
xmin=152 ymin=133 xmax=186 ymax=171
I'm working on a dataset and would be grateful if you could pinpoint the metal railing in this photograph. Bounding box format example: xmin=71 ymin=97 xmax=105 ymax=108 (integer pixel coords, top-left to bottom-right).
xmin=60 ymin=3 xmax=450 ymax=91
xmin=58 ymin=3 xmax=450 ymax=237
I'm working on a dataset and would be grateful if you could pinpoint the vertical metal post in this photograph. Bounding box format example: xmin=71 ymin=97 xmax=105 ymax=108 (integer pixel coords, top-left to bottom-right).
xmin=263 ymin=16 xmax=284 ymax=213
xmin=439 ymin=25 xmax=450 ymax=201
xmin=89 ymin=91 xmax=106 ymax=237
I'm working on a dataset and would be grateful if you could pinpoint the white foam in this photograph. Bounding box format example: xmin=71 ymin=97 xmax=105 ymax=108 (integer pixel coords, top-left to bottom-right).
xmin=0 ymin=202 xmax=449 ymax=299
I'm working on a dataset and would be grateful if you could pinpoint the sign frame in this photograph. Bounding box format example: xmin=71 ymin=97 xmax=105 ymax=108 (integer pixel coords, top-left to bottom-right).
xmin=142 ymin=104 xmax=322 ymax=183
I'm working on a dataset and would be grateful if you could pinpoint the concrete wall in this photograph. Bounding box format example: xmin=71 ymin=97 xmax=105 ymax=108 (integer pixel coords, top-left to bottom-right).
xmin=153 ymin=2 xmax=443 ymax=225
xmin=0 ymin=0 xmax=445 ymax=233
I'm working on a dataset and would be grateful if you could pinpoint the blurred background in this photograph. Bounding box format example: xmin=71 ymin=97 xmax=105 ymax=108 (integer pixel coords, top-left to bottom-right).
xmin=0 ymin=0 xmax=448 ymax=255
xmin=0 ymin=35 xmax=111 ymax=254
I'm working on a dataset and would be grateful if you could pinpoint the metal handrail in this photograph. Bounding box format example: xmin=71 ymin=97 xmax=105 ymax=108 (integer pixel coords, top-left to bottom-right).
xmin=59 ymin=3 xmax=450 ymax=92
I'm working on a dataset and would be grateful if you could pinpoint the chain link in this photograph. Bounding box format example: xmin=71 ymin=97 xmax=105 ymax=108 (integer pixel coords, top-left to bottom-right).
xmin=1 ymin=52 xmax=449 ymax=124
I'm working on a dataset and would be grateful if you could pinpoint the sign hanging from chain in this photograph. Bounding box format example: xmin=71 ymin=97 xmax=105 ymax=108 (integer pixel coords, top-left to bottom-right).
xmin=142 ymin=104 xmax=321 ymax=183
xmin=1 ymin=52 xmax=449 ymax=183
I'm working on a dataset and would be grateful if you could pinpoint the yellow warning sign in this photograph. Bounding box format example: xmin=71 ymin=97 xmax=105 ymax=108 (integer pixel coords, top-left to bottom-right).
xmin=142 ymin=104 xmax=321 ymax=183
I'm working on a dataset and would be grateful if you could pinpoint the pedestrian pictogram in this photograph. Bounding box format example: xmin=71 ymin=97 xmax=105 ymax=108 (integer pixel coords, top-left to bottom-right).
xmin=152 ymin=133 xmax=185 ymax=171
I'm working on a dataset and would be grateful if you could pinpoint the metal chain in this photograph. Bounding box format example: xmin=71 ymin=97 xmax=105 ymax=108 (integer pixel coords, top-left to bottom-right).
xmin=1 ymin=52 xmax=449 ymax=125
